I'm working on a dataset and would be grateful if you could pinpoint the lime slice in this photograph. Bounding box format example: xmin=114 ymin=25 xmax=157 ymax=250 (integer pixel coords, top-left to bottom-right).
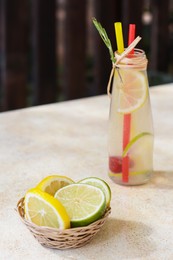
xmin=123 ymin=132 xmax=153 ymax=173
xmin=109 ymin=132 xmax=153 ymax=177
xmin=109 ymin=170 xmax=148 ymax=177
xmin=123 ymin=132 xmax=152 ymax=157
xmin=115 ymin=69 xmax=147 ymax=113
xmin=36 ymin=175 xmax=74 ymax=196
xmin=24 ymin=188 xmax=70 ymax=229
xmin=54 ymin=183 xmax=106 ymax=227
xmin=78 ymin=177 xmax=111 ymax=207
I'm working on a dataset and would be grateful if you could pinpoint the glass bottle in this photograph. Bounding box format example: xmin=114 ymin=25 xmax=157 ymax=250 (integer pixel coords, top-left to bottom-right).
xmin=108 ymin=48 xmax=154 ymax=185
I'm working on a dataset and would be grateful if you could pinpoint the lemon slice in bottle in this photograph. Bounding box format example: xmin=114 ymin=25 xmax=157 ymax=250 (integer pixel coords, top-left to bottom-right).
xmin=54 ymin=183 xmax=106 ymax=227
xmin=24 ymin=188 xmax=70 ymax=229
xmin=36 ymin=175 xmax=74 ymax=196
xmin=115 ymin=69 xmax=147 ymax=113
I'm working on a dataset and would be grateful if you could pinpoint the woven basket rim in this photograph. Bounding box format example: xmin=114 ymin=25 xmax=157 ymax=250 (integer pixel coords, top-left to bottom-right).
xmin=17 ymin=197 xmax=111 ymax=233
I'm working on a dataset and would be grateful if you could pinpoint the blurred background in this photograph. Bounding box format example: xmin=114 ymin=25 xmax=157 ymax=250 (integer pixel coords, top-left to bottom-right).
xmin=0 ymin=0 xmax=173 ymax=111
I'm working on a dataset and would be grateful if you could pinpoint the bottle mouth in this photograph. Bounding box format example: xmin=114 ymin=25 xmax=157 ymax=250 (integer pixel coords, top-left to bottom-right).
xmin=115 ymin=48 xmax=148 ymax=70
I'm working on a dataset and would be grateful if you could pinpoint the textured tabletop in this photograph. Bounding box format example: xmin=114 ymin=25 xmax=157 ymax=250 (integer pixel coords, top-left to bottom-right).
xmin=0 ymin=84 xmax=173 ymax=260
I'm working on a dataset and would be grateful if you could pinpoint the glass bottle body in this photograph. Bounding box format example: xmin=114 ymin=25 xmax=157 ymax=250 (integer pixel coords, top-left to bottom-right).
xmin=108 ymin=50 xmax=154 ymax=185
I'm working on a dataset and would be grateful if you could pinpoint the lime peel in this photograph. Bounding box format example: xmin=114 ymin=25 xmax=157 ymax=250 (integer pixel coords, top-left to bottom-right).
xmin=109 ymin=170 xmax=149 ymax=177
xmin=54 ymin=183 xmax=106 ymax=227
xmin=78 ymin=177 xmax=111 ymax=207
xmin=123 ymin=132 xmax=152 ymax=157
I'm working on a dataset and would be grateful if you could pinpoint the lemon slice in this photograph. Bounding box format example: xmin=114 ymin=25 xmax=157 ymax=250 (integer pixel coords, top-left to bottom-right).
xmin=36 ymin=175 xmax=74 ymax=196
xmin=78 ymin=177 xmax=111 ymax=207
xmin=54 ymin=183 xmax=106 ymax=227
xmin=115 ymin=69 xmax=147 ymax=113
xmin=24 ymin=188 xmax=70 ymax=229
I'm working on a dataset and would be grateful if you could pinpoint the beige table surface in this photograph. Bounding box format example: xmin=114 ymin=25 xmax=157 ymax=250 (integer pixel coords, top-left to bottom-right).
xmin=0 ymin=84 xmax=173 ymax=260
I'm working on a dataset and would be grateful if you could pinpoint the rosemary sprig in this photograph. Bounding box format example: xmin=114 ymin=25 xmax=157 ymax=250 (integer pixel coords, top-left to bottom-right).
xmin=93 ymin=18 xmax=116 ymax=64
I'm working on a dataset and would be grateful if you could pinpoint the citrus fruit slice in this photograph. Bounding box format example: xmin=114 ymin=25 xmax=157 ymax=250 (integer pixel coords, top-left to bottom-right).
xmin=54 ymin=183 xmax=106 ymax=227
xmin=123 ymin=132 xmax=151 ymax=157
xmin=123 ymin=132 xmax=153 ymax=173
xmin=78 ymin=177 xmax=111 ymax=207
xmin=115 ymin=69 xmax=147 ymax=113
xmin=24 ymin=188 xmax=70 ymax=229
xmin=36 ymin=175 xmax=74 ymax=196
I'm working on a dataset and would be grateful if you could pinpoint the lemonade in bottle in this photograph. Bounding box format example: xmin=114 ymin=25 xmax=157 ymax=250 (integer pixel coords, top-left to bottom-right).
xmin=93 ymin=19 xmax=154 ymax=185
xmin=108 ymin=48 xmax=154 ymax=185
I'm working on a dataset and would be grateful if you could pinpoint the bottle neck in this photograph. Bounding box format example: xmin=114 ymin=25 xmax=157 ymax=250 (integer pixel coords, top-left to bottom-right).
xmin=115 ymin=48 xmax=148 ymax=70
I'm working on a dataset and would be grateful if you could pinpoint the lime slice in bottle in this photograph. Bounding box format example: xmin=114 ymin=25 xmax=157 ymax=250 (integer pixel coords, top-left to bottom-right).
xmin=54 ymin=183 xmax=106 ymax=227
xmin=123 ymin=132 xmax=153 ymax=174
xmin=78 ymin=177 xmax=111 ymax=207
xmin=123 ymin=132 xmax=152 ymax=157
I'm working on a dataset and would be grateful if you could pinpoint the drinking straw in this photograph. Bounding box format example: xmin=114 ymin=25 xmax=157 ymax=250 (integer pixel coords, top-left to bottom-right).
xmin=128 ymin=24 xmax=136 ymax=54
xmin=114 ymin=22 xmax=124 ymax=54
xmin=114 ymin=22 xmax=128 ymax=182
xmin=122 ymin=24 xmax=136 ymax=183
xmin=115 ymin=22 xmax=136 ymax=183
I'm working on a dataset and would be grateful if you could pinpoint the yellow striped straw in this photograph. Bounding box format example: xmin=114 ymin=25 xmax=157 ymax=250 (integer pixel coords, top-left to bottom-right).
xmin=114 ymin=22 xmax=124 ymax=54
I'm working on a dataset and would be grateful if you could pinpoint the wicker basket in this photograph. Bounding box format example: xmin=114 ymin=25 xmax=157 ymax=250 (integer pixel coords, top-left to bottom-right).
xmin=17 ymin=197 xmax=111 ymax=249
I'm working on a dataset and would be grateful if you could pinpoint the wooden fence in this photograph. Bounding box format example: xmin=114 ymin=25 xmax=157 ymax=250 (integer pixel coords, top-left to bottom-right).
xmin=0 ymin=0 xmax=172 ymax=111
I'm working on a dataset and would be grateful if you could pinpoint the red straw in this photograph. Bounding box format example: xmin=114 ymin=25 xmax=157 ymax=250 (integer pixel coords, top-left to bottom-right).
xmin=122 ymin=24 xmax=136 ymax=183
xmin=128 ymin=24 xmax=136 ymax=54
